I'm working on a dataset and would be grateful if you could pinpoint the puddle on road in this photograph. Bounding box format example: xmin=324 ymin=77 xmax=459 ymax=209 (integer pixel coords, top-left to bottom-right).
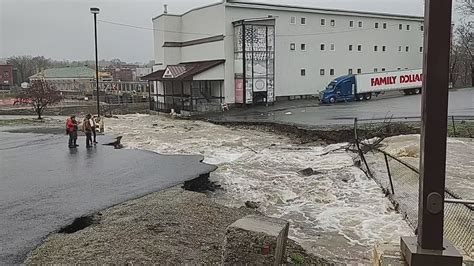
xmin=106 ymin=114 xmax=412 ymax=263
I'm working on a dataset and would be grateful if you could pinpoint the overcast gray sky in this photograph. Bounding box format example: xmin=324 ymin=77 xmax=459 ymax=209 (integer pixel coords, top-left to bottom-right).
xmin=0 ymin=0 xmax=459 ymax=63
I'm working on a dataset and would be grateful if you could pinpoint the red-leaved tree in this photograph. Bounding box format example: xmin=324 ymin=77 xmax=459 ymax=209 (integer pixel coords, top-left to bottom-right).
xmin=18 ymin=80 xmax=63 ymax=119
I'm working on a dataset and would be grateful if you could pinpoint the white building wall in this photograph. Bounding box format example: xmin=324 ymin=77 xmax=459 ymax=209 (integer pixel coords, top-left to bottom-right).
xmin=193 ymin=64 xmax=225 ymax=80
xmin=153 ymin=3 xmax=226 ymax=66
xmin=153 ymin=15 xmax=182 ymax=69
xmin=180 ymin=3 xmax=225 ymax=42
xmin=181 ymin=42 xmax=225 ymax=63
xmin=153 ymin=1 xmax=424 ymax=103
xmin=224 ymin=4 xmax=423 ymax=99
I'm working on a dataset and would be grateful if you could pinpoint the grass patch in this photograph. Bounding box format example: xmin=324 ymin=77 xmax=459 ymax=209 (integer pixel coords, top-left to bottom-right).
xmin=448 ymin=121 xmax=474 ymax=138
xmin=290 ymin=253 xmax=305 ymax=265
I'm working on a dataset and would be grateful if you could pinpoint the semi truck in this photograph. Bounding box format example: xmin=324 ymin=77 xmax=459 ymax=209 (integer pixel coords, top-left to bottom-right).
xmin=319 ymin=69 xmax=423 ymax=104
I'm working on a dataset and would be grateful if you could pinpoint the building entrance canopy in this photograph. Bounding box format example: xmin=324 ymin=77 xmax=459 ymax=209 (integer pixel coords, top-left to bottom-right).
xmin=141 ymin=60 xmax=225 ymax=81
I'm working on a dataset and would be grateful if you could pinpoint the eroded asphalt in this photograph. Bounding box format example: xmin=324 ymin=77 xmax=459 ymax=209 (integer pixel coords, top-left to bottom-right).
xmin=0 ymin=132 xmax=216 ymax=264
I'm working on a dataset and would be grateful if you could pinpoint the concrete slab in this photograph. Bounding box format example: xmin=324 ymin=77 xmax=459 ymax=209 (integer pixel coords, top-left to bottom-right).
xmin=400 ymin=236 xmax=463 ymax=266
xmin=222 ymin=215 xmax=289 ymax=265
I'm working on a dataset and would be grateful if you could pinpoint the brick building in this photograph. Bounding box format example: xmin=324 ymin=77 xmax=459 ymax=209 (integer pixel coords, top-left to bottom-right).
xmin=0 ymin=65 xmax=14 ymax=89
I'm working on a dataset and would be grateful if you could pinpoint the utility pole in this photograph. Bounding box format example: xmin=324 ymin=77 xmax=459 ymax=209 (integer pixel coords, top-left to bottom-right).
xmin=90 ymin=7 xmax=101 ymax=117
xmin=400 ymin=0 xmax=462 ymax=264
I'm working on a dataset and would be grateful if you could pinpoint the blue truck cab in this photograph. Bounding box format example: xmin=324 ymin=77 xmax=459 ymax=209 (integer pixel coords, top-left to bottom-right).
xmin=320 ymin=75 xmax=357 ymax=104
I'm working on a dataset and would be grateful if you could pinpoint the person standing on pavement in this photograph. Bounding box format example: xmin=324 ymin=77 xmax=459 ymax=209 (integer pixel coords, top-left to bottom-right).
xmin=90 ymin=115 xmax=98 ymax=144
xmin=82 ymin=114 xmax=93 ymax=148
xmin=66 ymin=115 xmax=79 ymax=148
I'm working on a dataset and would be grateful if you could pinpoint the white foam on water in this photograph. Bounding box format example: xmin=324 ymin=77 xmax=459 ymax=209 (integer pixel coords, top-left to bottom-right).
xmin=106 ymin=114 xmax=413 ymax=261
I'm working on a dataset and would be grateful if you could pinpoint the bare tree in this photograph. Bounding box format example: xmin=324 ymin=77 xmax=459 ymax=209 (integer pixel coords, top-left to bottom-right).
xmin=31 ymin=56 xmax=52 ymax=72
xmin=455 ymin=20 xmax=473 ymax=86
xmin=6 ymin=56 xmax=36 ymax=83
xmin=18 ymin=80 xmax=64 ymax=119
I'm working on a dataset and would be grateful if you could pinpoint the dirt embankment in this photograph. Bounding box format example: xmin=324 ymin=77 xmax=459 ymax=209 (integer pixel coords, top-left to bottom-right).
xmin=208 ymin=120 xmax=420 ymax=144
xmin=25 ymin=187 xmax=331 ymax=265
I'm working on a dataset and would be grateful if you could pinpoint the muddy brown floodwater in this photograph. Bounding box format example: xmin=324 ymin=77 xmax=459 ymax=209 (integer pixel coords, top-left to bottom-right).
xmin=106 ymin=114 xmax=412 ymax=264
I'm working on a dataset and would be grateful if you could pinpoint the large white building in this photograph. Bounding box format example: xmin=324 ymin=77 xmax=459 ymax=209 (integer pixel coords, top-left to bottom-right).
xmin=144 ymin=0 xmax=423 ymax=112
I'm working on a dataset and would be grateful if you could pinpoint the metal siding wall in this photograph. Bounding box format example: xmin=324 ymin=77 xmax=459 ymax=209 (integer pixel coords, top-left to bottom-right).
xmin=225 ymin=6 xmax=423 ymax=98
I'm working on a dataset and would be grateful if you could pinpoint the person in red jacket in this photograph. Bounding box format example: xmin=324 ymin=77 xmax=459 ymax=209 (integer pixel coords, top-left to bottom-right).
xmin=66 ymin=115 xmax=78 ymax=148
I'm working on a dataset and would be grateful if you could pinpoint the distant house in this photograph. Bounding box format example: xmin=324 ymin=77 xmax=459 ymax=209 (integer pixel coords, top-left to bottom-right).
xmin=29 ymin=66 xmax=96 ymax=95
xmin=0 ymin=64 xmax=14 ymax=89
xmin=104 ymin=66 xmax=134 ymax=82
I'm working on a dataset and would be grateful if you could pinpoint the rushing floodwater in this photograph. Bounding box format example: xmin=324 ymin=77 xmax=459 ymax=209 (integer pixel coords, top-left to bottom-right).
xmin=107 ymin=114 xmax=412 ymax=263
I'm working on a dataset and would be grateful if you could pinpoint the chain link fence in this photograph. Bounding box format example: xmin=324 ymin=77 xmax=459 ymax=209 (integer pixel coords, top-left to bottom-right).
xmin=353 ymin=118 xmax=473 ymax=259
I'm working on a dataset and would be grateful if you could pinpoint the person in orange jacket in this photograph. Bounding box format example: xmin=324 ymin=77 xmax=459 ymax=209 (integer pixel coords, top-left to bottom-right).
xmin=66 ymin=115 xmax=78 ymax=148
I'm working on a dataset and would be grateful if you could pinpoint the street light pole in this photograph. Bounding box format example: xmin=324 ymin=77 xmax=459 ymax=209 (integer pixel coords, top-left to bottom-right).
xmin=90 ymin=7 xmax=100 ymax=117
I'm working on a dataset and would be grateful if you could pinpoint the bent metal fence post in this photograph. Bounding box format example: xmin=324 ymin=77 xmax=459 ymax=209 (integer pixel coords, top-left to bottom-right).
xmin=353 ymin=118 xmax=373 ymax=179
xmin=383 ymin=153 xmax=395 ymax=195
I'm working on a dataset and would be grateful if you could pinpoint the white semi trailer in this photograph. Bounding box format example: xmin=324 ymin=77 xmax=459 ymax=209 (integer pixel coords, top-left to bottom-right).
xmin=320 ymin=69 xmax=423 ymax=103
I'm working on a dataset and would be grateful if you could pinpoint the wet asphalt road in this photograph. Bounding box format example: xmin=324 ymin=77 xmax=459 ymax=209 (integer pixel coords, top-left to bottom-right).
xmin=0 ymin=132 xmax=216 ymax=264
xmin=207 ymin=88 xmax=473 ymax=127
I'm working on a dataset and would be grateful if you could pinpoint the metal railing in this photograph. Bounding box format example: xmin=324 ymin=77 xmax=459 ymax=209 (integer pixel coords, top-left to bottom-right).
xmin=353 ymin=118 xmax=473 ymax=258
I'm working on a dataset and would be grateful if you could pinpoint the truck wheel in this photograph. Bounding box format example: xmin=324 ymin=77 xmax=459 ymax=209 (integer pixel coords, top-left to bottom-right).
xmin=364 ymin=94 xmax=372 ymax=100
xmin=329 ymin=97 xmax=336 ymax=103
xmin=403 ymin=89 xmax=411 ymax=95
xmin=415 ymin=88 xmax=421 ymax=94
xmin=357 ymin=95 xmax=364 ymax=101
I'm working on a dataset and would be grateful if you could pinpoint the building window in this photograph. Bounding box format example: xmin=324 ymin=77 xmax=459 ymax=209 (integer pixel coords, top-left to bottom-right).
xmin=301 ymin=43 xmax=306 ymax=51
xmin=357 ymin=45 xmax=362 ymax=51
xmin=374 ymin=68 xmax=378 ymax=72
xmin=406 ymin=25 xmax=410 ymax=30
xmin=357 ymin=68 xmax=362 ymax=74
xmin=382 ymin=68 xmax=386 ymax=71
xmin=330 ymin=69 xmax=335 ymax=75
xmin=321 ymin=18 xmax=326 ymax=26
xmin=301 ymin=69 xmax=306 ymax=76
xmin=330 ymin=19 xmax=335 ymax=26
xmin=398 ymin=46 xmax=402 ymax=52
xmin=320 ymin=44 xmax=325 ymax=51
xmin=374 ymin=45 xmax=378 ymax=52
xmin=382 ymin=46 xmax=386 ymax=52
xmin=349 ymin=20 xmax=354 ymax=27
xmin=420 ymin=25 xmax=424 ymax=31
xmin=330 ymin=43 xmax=335 ymax=51
xmin=397 ymin=67 xmax=401 ymax=70
xmin=320 ymin=69 xmax=325 ymax=75
xmin=349 ymin=45 xmax=353 ymax=51
xmin=399 ymin=24 xmax=403 ymax=30
xmin=406 ymin=46 xmax=409 ymax=52
xmin=290 ymin=16 xmax=296 ymax=24
xmin=290 ymin=43 xmax=295 ymax=50
xmin=348 ymin=69 xmax=353 ymax=74
xmin=383 ymin=23 xmax=387 ymax=29
xmin=301 ymin=17 xmax=307 ymax=25
xmin=375 ymin=22 xmax=379 ymax=28
xmin=358 ymin=21 xmax=363 ymax=28
xmin=419 ymin=46 xmax=423 ymax=52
